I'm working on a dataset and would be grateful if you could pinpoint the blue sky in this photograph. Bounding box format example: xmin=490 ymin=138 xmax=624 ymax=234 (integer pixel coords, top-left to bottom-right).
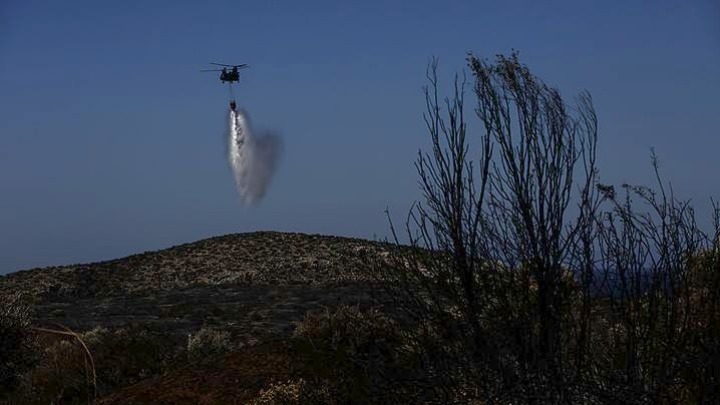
xmin=1 ymin=0 xmax=718 ymax=273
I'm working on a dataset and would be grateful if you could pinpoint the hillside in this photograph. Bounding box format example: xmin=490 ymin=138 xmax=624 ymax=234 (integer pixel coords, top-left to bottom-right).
xmin=0 ymin=231 xmax=392 ymax=336
xmin=1 ymin=232 xmax=386 ymax=297
xmin=1 ymin=232 xmax=412 ymax=403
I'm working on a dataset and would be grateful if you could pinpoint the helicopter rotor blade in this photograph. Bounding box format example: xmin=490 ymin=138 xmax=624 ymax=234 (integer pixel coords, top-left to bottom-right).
xmin=210 ymin=63 xmax=249 ymax=68
xmin=200 ymin=69 xmax=224 ymax=72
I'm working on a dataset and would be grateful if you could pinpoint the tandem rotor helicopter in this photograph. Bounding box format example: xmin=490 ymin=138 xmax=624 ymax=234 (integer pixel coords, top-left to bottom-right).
xmin=202 ymin=62 xmax=249 ymax=111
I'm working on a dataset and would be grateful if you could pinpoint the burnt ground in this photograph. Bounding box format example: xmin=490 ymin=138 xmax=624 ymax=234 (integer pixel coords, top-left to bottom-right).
xmin=32 ymin=283 xmax=392 ymax=341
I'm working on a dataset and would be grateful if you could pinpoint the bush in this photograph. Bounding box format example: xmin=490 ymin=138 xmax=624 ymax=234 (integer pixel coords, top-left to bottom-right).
xmin=0 ymin=292 xmax=38 ymax=394
xmin=250 ymin=378 xmax=332 ymax=405
xmin=186 ymin=326 xmax=234 ymax=364
xmin=291 ymin=305 xmax=406 ymax=403
xmin=19 ymin=334 xmax=94 ymax=404
xmin=90 ymin=325 xmax=184 ymax=388
xmin=13 ymin=324 xmax=185 ymax=403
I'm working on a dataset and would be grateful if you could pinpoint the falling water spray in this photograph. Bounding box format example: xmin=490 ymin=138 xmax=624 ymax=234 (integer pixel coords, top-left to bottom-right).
xmin=227 ymin=108 xmax=282 ymax=205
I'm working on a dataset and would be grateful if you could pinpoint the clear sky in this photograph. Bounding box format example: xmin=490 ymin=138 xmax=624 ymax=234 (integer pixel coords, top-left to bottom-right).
xmin=1 ymin=0 xmax=718 ymax=273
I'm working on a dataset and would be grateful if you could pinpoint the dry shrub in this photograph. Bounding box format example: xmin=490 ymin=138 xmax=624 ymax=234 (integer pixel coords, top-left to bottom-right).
xmin=291 ymin=305 xmax=406 ymax=403
xmin=250 ymin=378 xmax=332 ymax=404
xmin=0 ymin=292 xmax=39 ymax=395
xmin=17 ymin=334 xmax=93 ymax=404
xmin=88 ymin=325 xmax=184 ymax=388
xmin=186 ymin=326 xmax=234 ymax=364
xmin=13 ymin=324 xmax=185 ymax=403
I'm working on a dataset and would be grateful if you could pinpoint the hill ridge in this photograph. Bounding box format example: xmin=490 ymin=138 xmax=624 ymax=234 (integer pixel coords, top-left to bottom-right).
xmin=0 ymin=231 xmax=386 ymax=302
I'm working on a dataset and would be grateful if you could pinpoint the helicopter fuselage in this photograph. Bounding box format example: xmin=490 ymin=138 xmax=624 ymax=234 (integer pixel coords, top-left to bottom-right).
xmin=220 ymin=68 xmax=240 ymax=83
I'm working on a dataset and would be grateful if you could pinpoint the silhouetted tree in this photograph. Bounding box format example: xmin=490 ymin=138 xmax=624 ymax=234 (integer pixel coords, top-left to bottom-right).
xmin=374 ymin=51 xmax=604 ymax=400
xmin=372 ymin=53 xmax=720 ymax=399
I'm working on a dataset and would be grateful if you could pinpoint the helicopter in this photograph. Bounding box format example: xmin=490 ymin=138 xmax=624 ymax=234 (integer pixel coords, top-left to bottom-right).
xmin=202 ymin=63 xmax=249 ymax=111
xmin=201 ymin=63 xmax=249 ymax=84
